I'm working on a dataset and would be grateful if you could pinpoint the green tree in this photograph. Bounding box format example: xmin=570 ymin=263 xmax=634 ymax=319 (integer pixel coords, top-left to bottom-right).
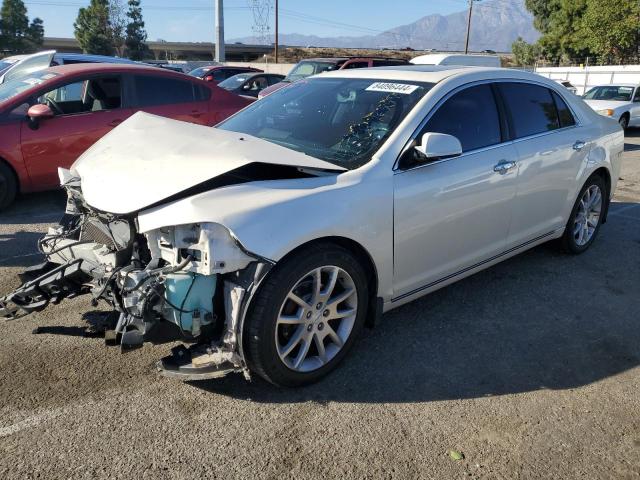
xmin=512 ymin=36 xmax=542 ymax=66
xmin=74 ymin=0 xmax=114 ymax=55
xmin=581 ymin=0 xmax=640 ymax=63
xmin=524 ymin=0 xmax=592 ymax=63
xmin=125 ymin=0 xmax=148 ymax=60
xmin=0 ymin=0 xmax=43 ymax=54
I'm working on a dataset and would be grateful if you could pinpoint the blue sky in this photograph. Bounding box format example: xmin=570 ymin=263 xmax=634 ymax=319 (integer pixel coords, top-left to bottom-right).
xmin=23 ymin=0 xmax=468 ymax=42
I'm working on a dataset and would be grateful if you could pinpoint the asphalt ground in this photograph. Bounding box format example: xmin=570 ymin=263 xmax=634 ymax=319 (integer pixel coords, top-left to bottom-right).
xmin=0 ymin=132 xmax=639 ymax=479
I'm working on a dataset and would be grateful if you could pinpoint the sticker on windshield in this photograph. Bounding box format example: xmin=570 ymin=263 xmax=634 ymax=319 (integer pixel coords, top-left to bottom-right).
xmin=41 ymin=73 xmax=56 ymax=80
xmin=365 ymin=82 xmax=419 ymax=94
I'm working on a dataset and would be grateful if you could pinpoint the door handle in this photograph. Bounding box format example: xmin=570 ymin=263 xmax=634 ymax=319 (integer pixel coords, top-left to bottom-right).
xmin=493 ymin=160 xmax=517 ymax=175
xmin=573 ymin=140 xmax=586 ymax=151
xmin=109 ymin=119 xmax=123 ymax=127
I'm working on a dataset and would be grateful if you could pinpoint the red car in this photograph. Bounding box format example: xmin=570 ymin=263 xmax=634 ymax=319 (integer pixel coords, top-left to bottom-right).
xmin=0 ymin=63 xmax=252 ymax=208
xmin=187 ymin=65 xmax=263 ymax=84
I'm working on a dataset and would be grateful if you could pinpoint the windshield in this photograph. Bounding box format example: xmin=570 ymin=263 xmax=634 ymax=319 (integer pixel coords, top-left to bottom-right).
xmin=188 ymin=66 xmax=212 ymax=77
xmin=0 ymin=70 xmax=59 ymax=103
xmin=0 ymin=60 xmax=18 ymax=75
xmin=583 ymin=85 xmax=635 ymax=101
xmin=218 ymin=73 xmax=252 ymax=90
xmin=218 ymin=77 xmax=433 ymax=170
xmin=285 ymin=61 xmax=339 ymax=82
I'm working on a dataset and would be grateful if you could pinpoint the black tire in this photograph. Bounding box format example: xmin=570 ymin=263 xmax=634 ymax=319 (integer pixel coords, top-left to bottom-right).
xmin=244 ymin=243 xmax=369 ymax=387
xmin=0 ymin=162 xmax=17 ymax=211
xmin=619 ymin=114 xmax=629 ymax=131
xmin=560 ymin=174 xmax=607 ymax=254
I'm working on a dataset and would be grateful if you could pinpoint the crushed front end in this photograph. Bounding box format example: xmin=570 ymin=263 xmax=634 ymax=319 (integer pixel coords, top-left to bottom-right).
xmin=0 ymin=171 xmax=272 ymax=381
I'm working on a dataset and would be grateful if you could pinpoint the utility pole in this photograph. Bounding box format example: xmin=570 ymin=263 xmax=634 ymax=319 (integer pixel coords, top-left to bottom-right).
xmin=274 ymin=0 xmax=279 ymax=63
xmin=215 ymin=0 xmax=225 ymax=63
xmin=464 ymin=0 xmax=476 ymax=54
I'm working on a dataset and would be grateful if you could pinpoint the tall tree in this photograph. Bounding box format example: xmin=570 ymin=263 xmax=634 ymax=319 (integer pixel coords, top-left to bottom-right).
xmin=0 ymin=0 xmax=43 ymax=54
xmin=512 ymin=36 xmax=542 ymax=66
xmin=581 ymin=0 xmax=640 ymax=63
xmin=74 ymin=0 xmax=114 ymax=55
xmin=109 ymin=0 xmax=127 ymax=56
xmin=125 ymin=0 xmax=149 ymax=60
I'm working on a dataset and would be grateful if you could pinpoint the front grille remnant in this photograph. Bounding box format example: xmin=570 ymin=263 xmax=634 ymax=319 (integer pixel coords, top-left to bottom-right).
xmin=80 ymin=218 xmax=132 ymax=251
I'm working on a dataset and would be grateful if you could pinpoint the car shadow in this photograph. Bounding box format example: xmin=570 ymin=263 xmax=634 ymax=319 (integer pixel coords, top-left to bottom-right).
xmin=190 ymin=202 xmax=640 ymax=403
xmin=0 ymin=190 xmax=66 ymax=226
xmin=625 ymin=129 xmax=640 ymax=151
xmin=0 ymin=231 xmax=46 ymax=267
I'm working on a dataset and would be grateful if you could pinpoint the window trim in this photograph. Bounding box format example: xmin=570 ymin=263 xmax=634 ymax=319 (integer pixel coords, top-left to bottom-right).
xmin=394 ymin=78 xmax=581 ymax=173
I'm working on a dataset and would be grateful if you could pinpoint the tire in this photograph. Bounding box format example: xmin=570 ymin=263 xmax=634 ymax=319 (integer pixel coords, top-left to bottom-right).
xmin=244 ymin=243 xmax=369 ymax=387
xmin=0 ymin=162 xmax=17 ymax=211
xmin=619 ymin=114 xmax=629 ymax=131
xmin=560 ymin=174 xmax=607 ymax=254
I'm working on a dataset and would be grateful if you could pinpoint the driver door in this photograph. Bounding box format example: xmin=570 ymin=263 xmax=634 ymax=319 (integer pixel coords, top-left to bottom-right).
xmin=393 ymin=83 xmax=518 ymax=299
xmin=20 ymin=74 xmax=132 ymax=190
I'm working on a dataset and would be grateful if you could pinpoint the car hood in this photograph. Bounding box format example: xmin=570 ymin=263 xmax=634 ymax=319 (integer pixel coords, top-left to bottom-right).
xmin=71 ymin=111 xmax=345 ymax=214
xmin=583 ymin=99 xmax=631 ymax=111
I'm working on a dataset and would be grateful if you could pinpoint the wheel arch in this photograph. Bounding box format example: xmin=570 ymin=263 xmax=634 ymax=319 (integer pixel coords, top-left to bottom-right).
xmin=0 ymin=155 xmax=21 ymax=194
xmin=251 ymin=235 xmax=381 ymax=330
xmin=590 ymin=166 xmax=611 ymax=223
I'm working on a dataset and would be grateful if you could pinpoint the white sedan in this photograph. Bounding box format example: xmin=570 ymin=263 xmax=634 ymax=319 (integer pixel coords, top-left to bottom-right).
xmin=582 ymin=83 xmax=640 ymax=130
xmin=0 ymin=66 xmax=624 ymax=387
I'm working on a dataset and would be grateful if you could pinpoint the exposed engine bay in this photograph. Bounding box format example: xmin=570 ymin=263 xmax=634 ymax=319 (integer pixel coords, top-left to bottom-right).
xmin=0 ymin=174 xmax=274 ymax=381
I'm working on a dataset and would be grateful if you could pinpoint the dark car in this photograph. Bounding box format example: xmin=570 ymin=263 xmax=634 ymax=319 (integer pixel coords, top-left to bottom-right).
xmin=187 ymin=65 xmax=263 ymax=84
xmin=258 ymin=57 xmax=410 ymax=98
xmin=0 ymin=50 xmax=139 ymax=84
xmin=217 ymin=72 xmax=285 ymax=97
xmin=0 ymin=63 xmax=252 ymax=208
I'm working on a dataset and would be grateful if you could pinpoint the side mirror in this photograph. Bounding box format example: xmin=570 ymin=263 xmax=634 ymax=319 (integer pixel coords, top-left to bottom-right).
xmin=204 ymin=75 xmax=215 ymax=82
xmin=414 ymin=132 xmax=462 ymax=161
xmin=27 ymin=104 xmax=54 ymax=130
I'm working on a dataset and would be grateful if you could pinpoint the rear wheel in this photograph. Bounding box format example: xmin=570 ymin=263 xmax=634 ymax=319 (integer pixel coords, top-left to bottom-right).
xmin=0 ymin=162 xmax=17 ymax=211
xmin=560 ymin=174 xmax=606 ymax=254
xmin=244 ymin=243 xmax=369 ymax=387
xmin=619 ymin=114 xmax=629 ymax=131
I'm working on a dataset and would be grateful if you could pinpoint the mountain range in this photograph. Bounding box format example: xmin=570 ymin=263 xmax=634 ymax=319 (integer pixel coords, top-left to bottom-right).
xmin=230 ymin=0 xmax=539 ymax=52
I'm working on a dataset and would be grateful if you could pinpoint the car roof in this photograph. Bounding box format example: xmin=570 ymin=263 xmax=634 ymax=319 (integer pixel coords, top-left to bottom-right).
xmin=46 ymin=62 xmax=173 ymax=76
xmin=590 ymin=83 xmax=638 ymax=88
xmin=54 ymin=52 xmax=139 ymax=64
xmin=319 ymin=65 xmax=560 ymax=86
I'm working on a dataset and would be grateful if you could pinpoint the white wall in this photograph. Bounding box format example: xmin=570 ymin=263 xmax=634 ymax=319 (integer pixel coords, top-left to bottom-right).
xmin=536 ymin=65 xmax=640 ymax=95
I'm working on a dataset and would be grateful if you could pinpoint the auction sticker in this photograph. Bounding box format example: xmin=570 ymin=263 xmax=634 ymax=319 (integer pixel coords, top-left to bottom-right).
xmin=366 ymin=82 xmax=419 ymax=94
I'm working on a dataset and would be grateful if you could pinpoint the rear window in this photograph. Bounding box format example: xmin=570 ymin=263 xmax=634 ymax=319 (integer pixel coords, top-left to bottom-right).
xmin=499 ymin=83 xmax=560 ymax=138
xmin=133 ymin=75 xmax=196 ymax=106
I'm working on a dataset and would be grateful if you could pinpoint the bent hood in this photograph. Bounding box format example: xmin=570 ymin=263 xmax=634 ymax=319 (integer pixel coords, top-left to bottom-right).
xmin=71 ymin=112 xmax=345 ymax=214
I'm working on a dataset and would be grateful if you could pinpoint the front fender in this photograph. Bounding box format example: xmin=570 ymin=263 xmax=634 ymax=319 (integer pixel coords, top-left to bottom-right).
xmin=137 ymin=169 xmax=395 ymax=300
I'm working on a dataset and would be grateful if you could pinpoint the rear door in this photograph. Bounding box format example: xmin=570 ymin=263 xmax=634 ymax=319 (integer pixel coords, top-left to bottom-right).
xmin=128 ymin=74 xmax=210 ymax=125
xmin=631 ymin=87 xmax=640 ymax=126
xmin=497 ymin=81 xmax=589 ymax=247
xmin=20 ymin=74 xmax=132 ymax=189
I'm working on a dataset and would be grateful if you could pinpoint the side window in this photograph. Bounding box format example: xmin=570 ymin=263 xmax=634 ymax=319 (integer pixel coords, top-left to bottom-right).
xmin=552 ymin=91 xmax=576 ymax=128
xmin=133 ymin=75 xmax=195 ymax=106
xmin=422 ymin=83 xmax=502 ymax=153
xmin=634 ymin=88 xmax=640 ymax=102
xmin=499 ymin=82 xmax=560 ymax=138
xmin=212 ymin=70 xmax=227 ymax=82
xmin=267 ymin=75 xmax=282 ymax=86
xmin=194 ymin=84 xmax=211 ymax=101
xmin=342 ymin=61 xmax=369 ymax=69
xmin=37 ymin=76 xmax=122 ymax=115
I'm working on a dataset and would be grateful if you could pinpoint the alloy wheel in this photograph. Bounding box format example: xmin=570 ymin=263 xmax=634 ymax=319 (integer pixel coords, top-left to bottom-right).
xmin=573 ymin=184 xmax=602 ymax=246
xmin=275 ymin=266 xmax=358 ymax=372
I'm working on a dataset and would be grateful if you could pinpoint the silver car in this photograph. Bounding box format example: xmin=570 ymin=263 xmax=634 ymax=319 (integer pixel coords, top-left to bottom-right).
xmin=0 ymin=66 xmax=624 ymax=387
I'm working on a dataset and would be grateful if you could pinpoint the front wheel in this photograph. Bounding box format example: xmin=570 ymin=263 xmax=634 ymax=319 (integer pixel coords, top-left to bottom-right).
xmin=244 ymin=243 xmax=369 ymax=387
xmin=619 ymin=114 xmax=629 ymax=131
xmin=0 ymin=162 xmax=17 ymax=211
xmin=560 ymin=174 xmax=606 ymax=254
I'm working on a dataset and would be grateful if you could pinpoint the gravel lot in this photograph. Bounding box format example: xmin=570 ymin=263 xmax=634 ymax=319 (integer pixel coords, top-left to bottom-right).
xmin=0 ymin=133 xmax=639 ymax=480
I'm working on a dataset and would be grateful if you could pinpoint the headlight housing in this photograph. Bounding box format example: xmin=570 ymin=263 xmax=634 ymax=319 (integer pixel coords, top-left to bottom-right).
xmin=596 ymin=109 xmax=615 ymax=117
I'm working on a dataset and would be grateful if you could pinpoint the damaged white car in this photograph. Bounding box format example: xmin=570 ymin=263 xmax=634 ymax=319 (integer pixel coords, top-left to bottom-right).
xmin=0 ymin=66 xmax=624 ymax=386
